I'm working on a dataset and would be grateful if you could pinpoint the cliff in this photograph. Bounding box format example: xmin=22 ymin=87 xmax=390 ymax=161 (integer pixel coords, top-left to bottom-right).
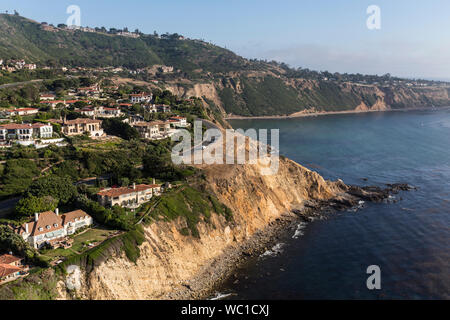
xmin=162 ymin=76 xmax=450 ymax=117
xmin=57 ymin=157 xmax=348 ymax=299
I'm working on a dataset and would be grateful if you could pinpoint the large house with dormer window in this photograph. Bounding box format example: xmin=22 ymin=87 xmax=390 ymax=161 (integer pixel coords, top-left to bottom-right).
xmin=15 ymin=209 xmax=93 ymax=249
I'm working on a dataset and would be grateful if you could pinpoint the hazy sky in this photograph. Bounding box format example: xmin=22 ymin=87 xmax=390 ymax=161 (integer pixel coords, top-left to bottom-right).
xmin=2 ymin=0 xmax=450 ymax=79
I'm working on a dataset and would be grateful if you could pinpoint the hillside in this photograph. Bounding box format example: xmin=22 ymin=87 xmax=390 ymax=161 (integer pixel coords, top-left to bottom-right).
xmin=0 ymin=14 xmax=254 ymax=73
xmin=1 ymin=14 xmax=449 ymax=116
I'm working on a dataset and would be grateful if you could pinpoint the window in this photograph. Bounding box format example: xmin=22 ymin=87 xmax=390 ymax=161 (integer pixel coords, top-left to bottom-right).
xmin=46 ymin=225 xmax=51 ymax=229
xmin=39 ymin=227 xmax=43 ymax=231
xmin=54 ymin=223 xmax=58 ymax=227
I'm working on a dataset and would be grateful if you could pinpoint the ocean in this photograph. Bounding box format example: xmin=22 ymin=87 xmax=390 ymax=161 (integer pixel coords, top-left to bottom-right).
xmin=220 ymin=109 xmax=450 ymax=299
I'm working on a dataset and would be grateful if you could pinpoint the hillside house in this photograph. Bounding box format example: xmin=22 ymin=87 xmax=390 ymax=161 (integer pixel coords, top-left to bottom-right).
xmin=97 ymin=183 xmax=161 ymax=208
xmin=3 ymin=108 xmax=39 ymax=117
xmin=0 ymin=254 xmax=27 ymax=284
xmin=132 ymin=121 xmax=171 ymax=139
xmin=144 ymin=104 xmax=158 ymax=113
xmin=156 ymin=104 xmax=171 ymax=113
xmin=40 ymin=100 xmax=67 ymax=108
xmin=0 ymin=123 xmax=53 ymax=141
xmin=61 ymin=118 xmax=104 ymax=137
xmin=15 ymin=209 xmax=93 ymax=249
xmin=39 ymin=94 xmax=56 ymax=101
xmin=77 ymin=85 xmax=101 ymax=96
xmin=24 ymin=64 xmax=37 ymax=70
xmin=168 ymin=116 xmax=188 ymax=127
xmin=75 ymin=106 xmax=122 ymax=118
xmin=99 ymin=107 xmax=122 ymax=118
xmin=76 ymin=107 xmax=96 ymax=117
xmin=130 ymin=93 xmax=153 ymax=103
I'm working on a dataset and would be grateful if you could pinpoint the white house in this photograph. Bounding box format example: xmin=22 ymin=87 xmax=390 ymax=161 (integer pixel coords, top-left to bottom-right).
xmin=130 ymin=93 xmax=153 ymax=103
xmin=24 ymin=64 xmax=37 ymax=70
xmin=0 ymin=123 xmax=53 ymax=141
xmin=15 ymin=209 xmax=93 ymax=249
xmin=132 ymin=121 xmax=171 ymax=140
xmin=97 ymin=183 xmax=161 ymax=208
xmin=98 ymin=107 xmax=122 ymax=118
xmin=4 ymin=108 xmax=39 ymax=117
xmin=168 ymin=116 xmax=188 ymax=127
xmin=39 ymin=94 xmax=56 ymax=101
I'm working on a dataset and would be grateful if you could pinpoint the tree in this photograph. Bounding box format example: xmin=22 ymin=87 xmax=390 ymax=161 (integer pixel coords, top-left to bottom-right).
xmin=120 ymin=177 xmax=130 ymax=187
xmin=0 ymin=159 xmax=39 ymax=198
xmin=102 ymin=118 xmax=139 ymax=140
xmin=0 ymin=225 xmax=47 ymax=267
xmin=26 ymin=176 xmax=77 ymax=204
xmin=15 ymin=195 xmax=58 ymax=218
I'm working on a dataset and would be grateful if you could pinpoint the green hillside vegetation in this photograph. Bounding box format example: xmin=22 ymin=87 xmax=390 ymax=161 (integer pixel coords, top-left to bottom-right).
xmin=148 ymin=186 xmax=233 ymax=238
xmin=0 ymin=14 xmax=251 ymax=76
xmin=1 ymin=13 xmax=449 ymax=117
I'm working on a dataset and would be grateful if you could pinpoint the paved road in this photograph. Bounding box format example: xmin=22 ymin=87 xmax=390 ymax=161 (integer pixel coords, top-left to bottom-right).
xmin=0 ymin=197 xmax=20 ymax=218
xmin=0 ymin=79 xmax=44 ymax=89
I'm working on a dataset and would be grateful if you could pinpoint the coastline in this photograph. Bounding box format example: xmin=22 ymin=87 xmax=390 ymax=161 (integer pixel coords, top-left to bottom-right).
xmin=165 ymin=212 xmax=304 ymax=300
xmin=224 ymin=106 xmax=448 ymax=121
xmin=166 ymin=183 xmax=411 ymax=300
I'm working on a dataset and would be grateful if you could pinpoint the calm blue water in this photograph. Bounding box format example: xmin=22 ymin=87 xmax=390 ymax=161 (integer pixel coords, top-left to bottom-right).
xmin=223 ymin=109 xmax=450 ymax=300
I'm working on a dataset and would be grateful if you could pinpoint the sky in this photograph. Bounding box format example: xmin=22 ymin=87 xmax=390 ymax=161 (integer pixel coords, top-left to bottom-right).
xmin=2 ymin=0 xmax=450 ymax=79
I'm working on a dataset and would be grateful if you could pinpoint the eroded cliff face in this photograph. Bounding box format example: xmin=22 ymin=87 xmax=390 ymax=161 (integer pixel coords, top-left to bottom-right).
xmin=161 ymin=76 xmax=450 ymax=117
xmin=61 ymin=158 xmax=346 ymax=300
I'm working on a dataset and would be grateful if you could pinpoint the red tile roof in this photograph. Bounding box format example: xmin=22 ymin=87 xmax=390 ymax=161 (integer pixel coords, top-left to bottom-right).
xmin=130 ymin=93 xmax=151 ymax=97
xmin=61 ymin=210 xmax=91 ymax=225
xmin=0 ymin=264 xmax=22 ymax=278
xmin=0 ymin=254 xmax=21 ymax=265
xmin=0 ymin=123 xmax=51 ymax=130
xmin=97 ymin=184 xmax=156 ymax=197
xmin=6 ymin=108 xmax=38 ymax=112
xmin=63 ymin=118 xmax=102 ymax=125
xmin=17 ymin=211 xmax=63 ymax=237
xmin=65 ymin=100 xmax=89 ymax=104
xmin=40 ymin=100 xmax=65 ymax=104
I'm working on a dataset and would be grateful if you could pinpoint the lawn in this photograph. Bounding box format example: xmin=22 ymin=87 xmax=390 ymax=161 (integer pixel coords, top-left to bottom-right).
xmin=39 ymin=226 xmax=121 ymax=262
xmin=74 ymin=138 xmax=123 ymax=152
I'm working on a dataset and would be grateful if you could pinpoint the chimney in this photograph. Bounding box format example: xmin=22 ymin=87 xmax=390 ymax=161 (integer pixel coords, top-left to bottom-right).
xmin=133 ymin=183 xmax=136 ymax=190
xmin=25 ymin=224 xmax=29 ymax=234
xmin=34 ymin=212 xmax=39 ymax=222
xmin=55 ymin=208 xmax=59 ymax=216
xmin=152 ymin=178 xmax=156 ymax=185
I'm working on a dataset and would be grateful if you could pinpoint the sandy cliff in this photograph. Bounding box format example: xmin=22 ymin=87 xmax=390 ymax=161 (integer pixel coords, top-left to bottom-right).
xmin=61 ymin=157 xmax=346 ymax=300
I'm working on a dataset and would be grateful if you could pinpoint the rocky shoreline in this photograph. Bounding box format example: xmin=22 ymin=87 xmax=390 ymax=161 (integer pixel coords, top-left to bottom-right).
xmin=165 ymin=183 xmax=414 ymax=300
xmin=224 ymin=107 xmax=447 ymax=121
